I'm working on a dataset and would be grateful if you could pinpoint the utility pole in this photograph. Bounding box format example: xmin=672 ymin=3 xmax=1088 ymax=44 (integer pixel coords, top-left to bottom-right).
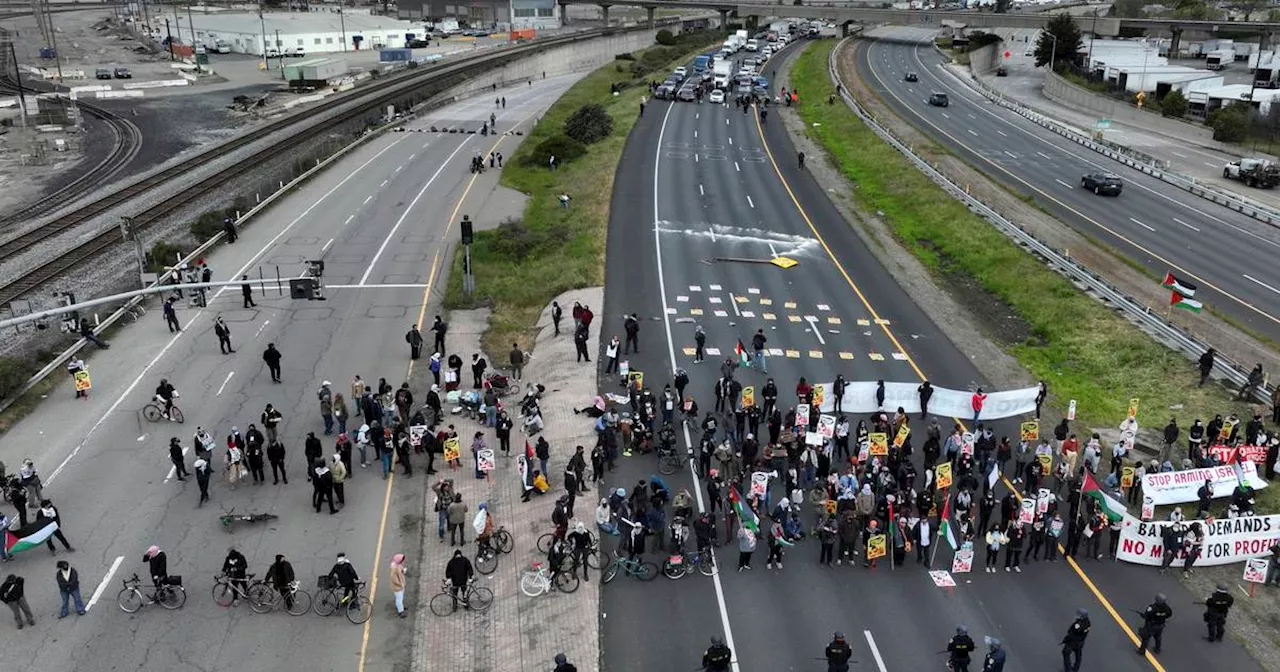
xmin=164 ymin=18 xmax=174 ymax=60
xmin=119 ymin=216 xmax=146 ymax=287
xmin=339 ymin=6 xmax=347 ymax=52
xmin=187 ymin=4 xmax=198 ymax=71
xmin=259 ymin=5 xmax=269 ymax=69
xmin=6 ymin=38 xmax=27 ymax=128
xmin=173 ymin=1 xmax=182 ymax=43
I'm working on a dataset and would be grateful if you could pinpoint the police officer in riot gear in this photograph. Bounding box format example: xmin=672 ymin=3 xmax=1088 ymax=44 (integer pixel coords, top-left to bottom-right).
xmin=824 ymin=631 xmax=853 ymax=672
xmin=1136 ymin=594 xmax=1173 ymax=656
xmin=982 ymin=638 xmax=1006 ymax=672
xmin=1061 ymin=608 xmax=1091 ymax=672
xmin=947 ymin=625 xmax=976 ymax=671
xmin=702 ymin=635 xmax=732 ymax=671
xmin=1204 ymin=584 xmax=1234 ymax=642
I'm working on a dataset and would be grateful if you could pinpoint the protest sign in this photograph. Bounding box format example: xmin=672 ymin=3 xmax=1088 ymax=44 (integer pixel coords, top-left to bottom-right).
xmin=951 ymin=549 xmax=973 ymax=573
xmin=936 ymin=463 xmax=953 ymax=490
xmin=477 ymin=448 xmax=495 ymax=473
xmin=443 ymin=437 xmax=461 ymax=462
xmin=818 ymin=414 xmax=836 ymax=439
xmin=867 ymin=534 xmax=887 ymax=560
xmin=1118 ymin=515 xmax=1280 ymax=567
xmin=1141 ymin=463 xmax=1266 ymax=506
xmin=869 ymin=432 xmax=889 ymax=456
xmin=1019 ymin=420 xmax=1039 ymax=442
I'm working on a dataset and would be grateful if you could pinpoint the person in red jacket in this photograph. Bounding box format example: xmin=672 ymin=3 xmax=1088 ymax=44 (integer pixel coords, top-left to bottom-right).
xmin=971 ymin=388 xmax=987 ymax=423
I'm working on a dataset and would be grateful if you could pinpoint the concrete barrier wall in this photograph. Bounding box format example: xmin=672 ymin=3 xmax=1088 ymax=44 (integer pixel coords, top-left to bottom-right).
xmin=1042 ymin=69 xmax=1217 ymax=143
xmin=970 ymin=43 xmax=998 ymax=77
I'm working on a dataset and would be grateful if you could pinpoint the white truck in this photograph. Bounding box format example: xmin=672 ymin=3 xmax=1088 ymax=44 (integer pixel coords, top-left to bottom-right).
xmin=713 ymin=60 xmax=733 ymax=89
xmin=1206 ymin=49 xmax=1234 ymax=70
xmin=745 ymin=38 xmax=759 ymax=52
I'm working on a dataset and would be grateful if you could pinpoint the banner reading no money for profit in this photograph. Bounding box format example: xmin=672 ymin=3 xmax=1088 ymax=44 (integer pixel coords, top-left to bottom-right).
xmin=1117 ymin=514 xmax=1280 ymax=567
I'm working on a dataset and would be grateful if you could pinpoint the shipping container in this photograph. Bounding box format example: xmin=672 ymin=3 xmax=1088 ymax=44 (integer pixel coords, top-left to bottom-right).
xmin=509 ymin=28 xmax=536 ymax=41
xmin=283 ymin=57 xmax=330 ymax=81
xmin=380 ymin=48 xmax=413 ymax=63
xmin=301 ymin=59 xmax=348 ymax=81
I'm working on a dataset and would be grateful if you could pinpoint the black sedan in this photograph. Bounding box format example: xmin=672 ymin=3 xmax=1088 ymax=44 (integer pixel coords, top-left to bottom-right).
xmin=1081 ymin=172 xmax=1123 ymax=196
xmin=905 ymin=72 xmax=919 ymax=82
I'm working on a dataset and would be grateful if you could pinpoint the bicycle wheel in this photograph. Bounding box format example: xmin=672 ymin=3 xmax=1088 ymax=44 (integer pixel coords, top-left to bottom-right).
xmin=159 ymin=586 xmax=187 ymax=609
xmin=313 ymin=588 xmax=338 ymax=616
xmin=430 ymin=591 xmax=457 ymax=616
xmin=519 ymin=572 xmax=545 ymax=597
xmin=247 ymin=582 xmax=275 ymax=613
xmin=662 ymin=559 xmax=688 ymax=580
xmin=586 ymin=548 xmax=605 ymax=570
xmin=555 ymin=571 xmax=581 ymax=594
xmin=171 ymin=407 xmax=185 ymax=424
xmin=117 ymin=588 xmax=143 ymax=613
xmin=475 ymin=548 xmax=498 ymax=575
xmin=468 ymin=586 xmax=494 ymax=612
xmin=635 ymin=561 xmax=659 ymax=582
xmin=346 ymin=594 xmax=372 ymax=625
xmin=212 ymin=581 xmax=236 ymax=607
xmin=698 ymin=553 xmax=718 ymax=577
xmin=658 ymin=454 xmax=679 ymax=475
xmin=494 ymin=529 xmax=513 ymax=554
xmin=602 ymin=562 xmax=620 ymax=584
xmin=142 ymin=404 xmax=162 ymax=422
xmin=285 ymin=589 xmax=312 ymax=616
xmin=536 ymin=533 xmax=553 ymax=554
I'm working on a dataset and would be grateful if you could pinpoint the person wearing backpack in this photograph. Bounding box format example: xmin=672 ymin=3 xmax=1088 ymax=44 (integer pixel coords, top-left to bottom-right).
xmin=0 ymin=574 xmax=35 ymax=629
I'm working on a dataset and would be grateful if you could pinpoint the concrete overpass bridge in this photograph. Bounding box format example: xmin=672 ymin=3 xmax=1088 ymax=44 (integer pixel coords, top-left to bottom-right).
xmin=561 ymin=0 xmax=1280 ymax=51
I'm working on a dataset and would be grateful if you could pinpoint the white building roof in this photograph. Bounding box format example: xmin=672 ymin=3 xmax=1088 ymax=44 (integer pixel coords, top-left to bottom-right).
xmin=185 ymin=11 xmax=420 ymax=38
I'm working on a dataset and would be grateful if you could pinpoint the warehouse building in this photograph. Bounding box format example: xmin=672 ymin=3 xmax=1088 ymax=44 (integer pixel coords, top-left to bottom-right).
xmin=184 ymin=10 xmax=427 ymax=56
xmin=396 ymin=0 xmax=559 ymax=30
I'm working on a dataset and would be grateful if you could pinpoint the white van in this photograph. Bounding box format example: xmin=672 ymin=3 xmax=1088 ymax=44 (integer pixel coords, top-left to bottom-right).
xmin=746 ymin=38 xmax=759 ymax=52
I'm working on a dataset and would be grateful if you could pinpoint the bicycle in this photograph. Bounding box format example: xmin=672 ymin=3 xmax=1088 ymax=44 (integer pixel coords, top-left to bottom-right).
xmin=429 ymin=578 xmax=494 ymax=616
xmin=212 ymin=572 xmax=260 ymax=608
xmin=537 ymin=531 xmax=605 ymax=570
xmin=117 ymin=573 xmax=187 ymax=613
xmin=663 ymin=546 xmax=717 ymax=579
xmin=143 ymin=396 xmax=184 ymax=423
xmin=248 ymin=580 xmax=312 ymax=616
xmin=474 ymin=527 xmax=511 ymax=574
xmin=219 ymin=509 xmax=279 ymax=533
xmin=519 ymin=561 xmax=580 ymax=596
xmin=314 ymin=579 xmax=372 ymax=624
xmin=602 ymin=555 xmax=658 ymax=583
xmin=657 ymin=446 xmax=685 ymax=476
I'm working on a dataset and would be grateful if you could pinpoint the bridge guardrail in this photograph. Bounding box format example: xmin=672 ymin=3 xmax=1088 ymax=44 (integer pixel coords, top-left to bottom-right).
xmin=830 ymin=37 xmax=1270 ymax=406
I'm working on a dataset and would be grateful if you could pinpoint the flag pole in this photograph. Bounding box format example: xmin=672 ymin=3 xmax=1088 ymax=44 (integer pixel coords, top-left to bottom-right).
xmin=889 ymin=498 xmax=896 ymax=572
xmin=931 ymin=486 xmax=948 ymax=568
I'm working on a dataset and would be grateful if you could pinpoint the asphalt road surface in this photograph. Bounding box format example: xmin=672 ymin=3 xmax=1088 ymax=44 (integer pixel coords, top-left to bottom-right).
xmin=854 ymin=36 xmax=1280 ymax=344
xmin=0 ymin=75 xmax=577 ymax=672
xmin=599 ymin=41 xmax=1263 ymax=672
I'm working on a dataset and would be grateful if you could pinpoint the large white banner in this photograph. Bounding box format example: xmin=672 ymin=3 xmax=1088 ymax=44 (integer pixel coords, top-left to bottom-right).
xmin=815 ymin=381 xmax=1039 ymax=420
xmin=1140 ymin=463 xmax=1267 ymax=507
xmin=1117 ymin=514 xmax=1280 ymax=567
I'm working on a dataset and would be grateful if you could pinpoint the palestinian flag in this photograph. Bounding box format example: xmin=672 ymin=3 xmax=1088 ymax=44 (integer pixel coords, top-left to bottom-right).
xmin=1162 ymin=272 xmax=1197 ymax=297
xmin=1082 ymin=471 xmax=1127 ymax=523
xmin=735 ymin=339 xmax=750 ymax=367
xmin=728 ymin=484 xmax=759 ymax=533
xmin=1171 ymin=291 xmax=1202 ymax=313
xmin=938 ymin=496 xmax=958 ymax=550
xmin=3 ymin=520 xmax=58 ymax=555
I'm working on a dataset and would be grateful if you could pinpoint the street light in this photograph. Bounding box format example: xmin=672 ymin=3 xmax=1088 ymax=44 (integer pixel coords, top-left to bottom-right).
xmin=1048 ymin=32 xmax=1058 ymax=72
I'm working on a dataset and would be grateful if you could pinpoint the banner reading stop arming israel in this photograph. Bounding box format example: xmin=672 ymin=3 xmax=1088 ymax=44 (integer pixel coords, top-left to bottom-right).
xmin=1140 ymin=462 xmax=1267 ymax=507
xmin=1116 ymin=514 xmax=1280 ymax=567
xmin=813 ymin=381 xmax=1039 ymax=420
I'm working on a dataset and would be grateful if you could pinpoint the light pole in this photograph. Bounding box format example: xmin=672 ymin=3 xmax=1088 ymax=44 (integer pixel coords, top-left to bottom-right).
xmin=339 ymin=7 xmax=347 ymax=52
xmin=1048 ymin=32 xmax=1058 ymax=72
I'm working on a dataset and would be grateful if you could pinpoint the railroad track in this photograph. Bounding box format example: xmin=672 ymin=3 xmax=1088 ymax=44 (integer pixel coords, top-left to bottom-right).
xmin=0 ymin=25 xmax=632 ymax=306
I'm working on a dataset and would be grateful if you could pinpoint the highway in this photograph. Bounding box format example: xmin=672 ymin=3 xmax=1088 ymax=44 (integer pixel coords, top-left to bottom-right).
xmin=853 ymin=36 xmax=1280 ymax=344
xmin=0 ymin=76 xmax=576 ymax=672
xmin=600 ymin=41 xmax=1262 ymax=671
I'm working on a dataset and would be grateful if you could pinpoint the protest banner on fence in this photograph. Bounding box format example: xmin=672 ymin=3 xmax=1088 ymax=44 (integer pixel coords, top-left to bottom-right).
xmin=1117 ymin=514 xmax=1280 ymax=567
xmin=1141 ymin=463 xmax=1267 ymax=506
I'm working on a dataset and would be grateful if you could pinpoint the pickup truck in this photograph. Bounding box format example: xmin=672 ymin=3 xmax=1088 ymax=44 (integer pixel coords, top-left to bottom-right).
xmin=1224 ymin=158 xmax=1280 ymax=188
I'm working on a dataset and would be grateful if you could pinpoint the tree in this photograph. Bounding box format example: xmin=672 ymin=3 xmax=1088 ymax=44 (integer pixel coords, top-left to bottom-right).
xmin=1206 ymin=103 xmax=1251 ymax=143
xmin=1228 ymin=0 xmax=1267 ymax=20
xmin=564 ymin=103 xmax=614 ymax=145
xmin=1160 ymin=89 xmax=1188 ymax=118
xmin=995 ymin=0 xmax=1012 ymax=13
xmin=655 ymin=29 xmax=676 ymax=46
xmin=1034 ymin=14 xmax=1083 ymax=70
xmin=1110 ymin=0 xmax=1146 ymax=18
xmin=1172 ymin=0 xmax=1219 ymax=20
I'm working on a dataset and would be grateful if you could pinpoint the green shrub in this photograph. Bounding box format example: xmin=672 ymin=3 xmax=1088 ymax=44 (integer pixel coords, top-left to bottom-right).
xmin=1160 ymin=89 xmax=1188 ymax=118
xmin=563 ymin=103 xmax=614 ymax=144
xmin=147 ymin=240 xmax=186 ymax=273
xmin=0 ymin=356 xmax=29 ymax=401
xmin=521 ymin=134 xmax=586 ymax=167
xmin=485 ymin=217 xmax=572 ymax=261
xmin=1207 ymin=103 xmax=1250 ymax=142
xmin=615 ymin=52 xmax=635 ymax=61
xmin=655 ymin=29 xmax=676 ymax=46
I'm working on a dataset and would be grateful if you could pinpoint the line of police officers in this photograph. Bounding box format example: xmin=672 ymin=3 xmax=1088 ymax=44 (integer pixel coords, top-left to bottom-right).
xmin=695 ymin=584 xmax=1234 ymax=671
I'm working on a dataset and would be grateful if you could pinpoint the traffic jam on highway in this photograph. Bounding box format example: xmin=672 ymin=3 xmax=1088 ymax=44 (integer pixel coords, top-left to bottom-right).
xmin=653 ymin=21 xmax=823 ymax=104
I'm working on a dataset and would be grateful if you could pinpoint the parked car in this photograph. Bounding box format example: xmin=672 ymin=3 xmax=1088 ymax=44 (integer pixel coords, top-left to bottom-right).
xmin=927 ymin=91 xmax=949 ymax=107
xmin=95 ymin=68 xmax=112 ymax=80
xmin=1223 ymin=158 xmax=1280 ymax=188
xmin=1080 ymin=171 xmax=1123 ymax=195
xmin=674 ymin=66 xmax=687 ymax=78
xmin=113 ymin=67 xmax=132 ymax=79
xmin=995 ymin=65 xmax=1008 ymax=77
xmin=905 ymin=72 xmax=918 ymax=82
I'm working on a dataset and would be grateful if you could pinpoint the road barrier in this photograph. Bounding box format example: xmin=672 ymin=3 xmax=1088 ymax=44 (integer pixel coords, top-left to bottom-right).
xmin=830 ymin=37 xmax=1271 ymax=406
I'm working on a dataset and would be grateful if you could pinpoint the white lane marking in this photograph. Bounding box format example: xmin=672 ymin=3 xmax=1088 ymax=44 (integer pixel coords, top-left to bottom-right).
xmin=651 ymin=101 xmax=742 ymax=672
xmin=86 ymin=556 xmax=124 ymax=612
xmin=359 ymin=139 xmax=472 ymax=285
xmin=864 ymin=631 xmax=889 ymax=672
xmin=747 ymin=195 xmax=755 ymax=209
xmin=1054 ymin=178 xmax=1074 ymax=190
xmin=728 ymin=137 xmax=733 ymax=145
xmin=1244 ymin=273 xmax=1280 ymax=295
xmin=408 ymin=153 xmax=415 ymax=160
xmin=1037 ymin=151 xmax=1052 ymax=160
xmin=942 ymin=112 xmax=950 ymax=119
xmin=735 ymin=161 xmax=741 ymax=172
xmin=699 ymin=184 xmax=705 ymax=196
xmin=726 ymin=118 xmax=729 ymax=125
xmin=380 ymin=179 xmax=388 ymax=187
xmin=997 ymin=129 xmax=1008 ymax=137
xmin=695 ymin=153 xmax=699 ymax=163
xmin=363 ymin=195 xmax=373 ymax=204
xmin=694 ymin=130 xmax=698 ymax=138
xmin=728 ymin=293 xmax=741 ymax=317
xmin=1130 ymin=217 xmax=1156 ymax=232
xmin=708 ymin=225 xmax=717 ymax=243
xmin=254 ymin=320 xmax=270 ymax=340
xmin=324 ymin=236 xmax=337 ymax=251
xmin=768 ymin=243 xmax=779 ymax=258
xmin=966 ymin=128 xmax=978 ymax=136
xmin=804 ymin=315 xmax=827 ymax=345
xmin=163 ymin=445 xmax=190 ymax=483
xmin=1172 ymin=151 xmax=1188 ymax=159
xmin=1173 ymin=217 xmax=1201 ymax=232
xmin=216 ymin=371 xmax=234 ymax=396
xmin=422 ymin=142 xmax=429 ymax=149
xmin=44 ymin=136 xmax=408 ymax=486
xmin=395 ymin=165 xmax=402 ymax=173
xmin=1204 ymin=162 xmax=1219 ymax=168
xmin=1003 ymin=150 xmax=1017 ymax=159
xmin=967 ymin=113 xmax=976 ymax=119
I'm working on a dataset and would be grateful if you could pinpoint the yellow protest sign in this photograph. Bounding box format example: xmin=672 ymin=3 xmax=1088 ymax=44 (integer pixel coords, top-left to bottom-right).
xmin=892 ymin=424 xmax=910 ymax=448
xmin=1019 ymin=420 xmax=1039 ymax=442
xmin=825 ymin=499 xmax=837 ymax=515
xmin=742 ymin=386 xmax=755 ymax=408
xmin=628 ymin=371 xmax=644 ymax=390
xmin=443 ymin=437 xmax=461 ymax=462
xmin=1037 ymin=452 xmax=1052 ymax=474
xmin=1221 ymin=415 xmax=1238 ymax=442
xmin=869 ymin=432 xmax=889 ymax=456
xmin=936 ymin=462 xmax=953 ymax=490
xmin=73 ymin=369 xmax=92 ymax=392
xmin=1121 ymin=466 xmax=1135 ymax=489
xmin=812 ymin=384 xmax=825 ymax=409
xmin=867 ymin=534 xmax=887 ymax=560
xmin=1127 ymin=397 xmax=1140 ymax=419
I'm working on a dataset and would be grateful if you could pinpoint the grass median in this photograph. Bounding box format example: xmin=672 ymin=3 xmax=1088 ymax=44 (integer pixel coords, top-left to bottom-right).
xmin=443 ymin=31 xmax=722 ymax=356
xmin=789 ymin=40 xmax=1259 ymax=464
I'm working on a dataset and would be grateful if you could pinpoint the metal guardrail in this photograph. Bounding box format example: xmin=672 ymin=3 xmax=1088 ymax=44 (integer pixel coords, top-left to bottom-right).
xmin=947 ymin=52 xmax=1280 ymax=227
xmin=828 ymin=37 xmax=1271 ymax=407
